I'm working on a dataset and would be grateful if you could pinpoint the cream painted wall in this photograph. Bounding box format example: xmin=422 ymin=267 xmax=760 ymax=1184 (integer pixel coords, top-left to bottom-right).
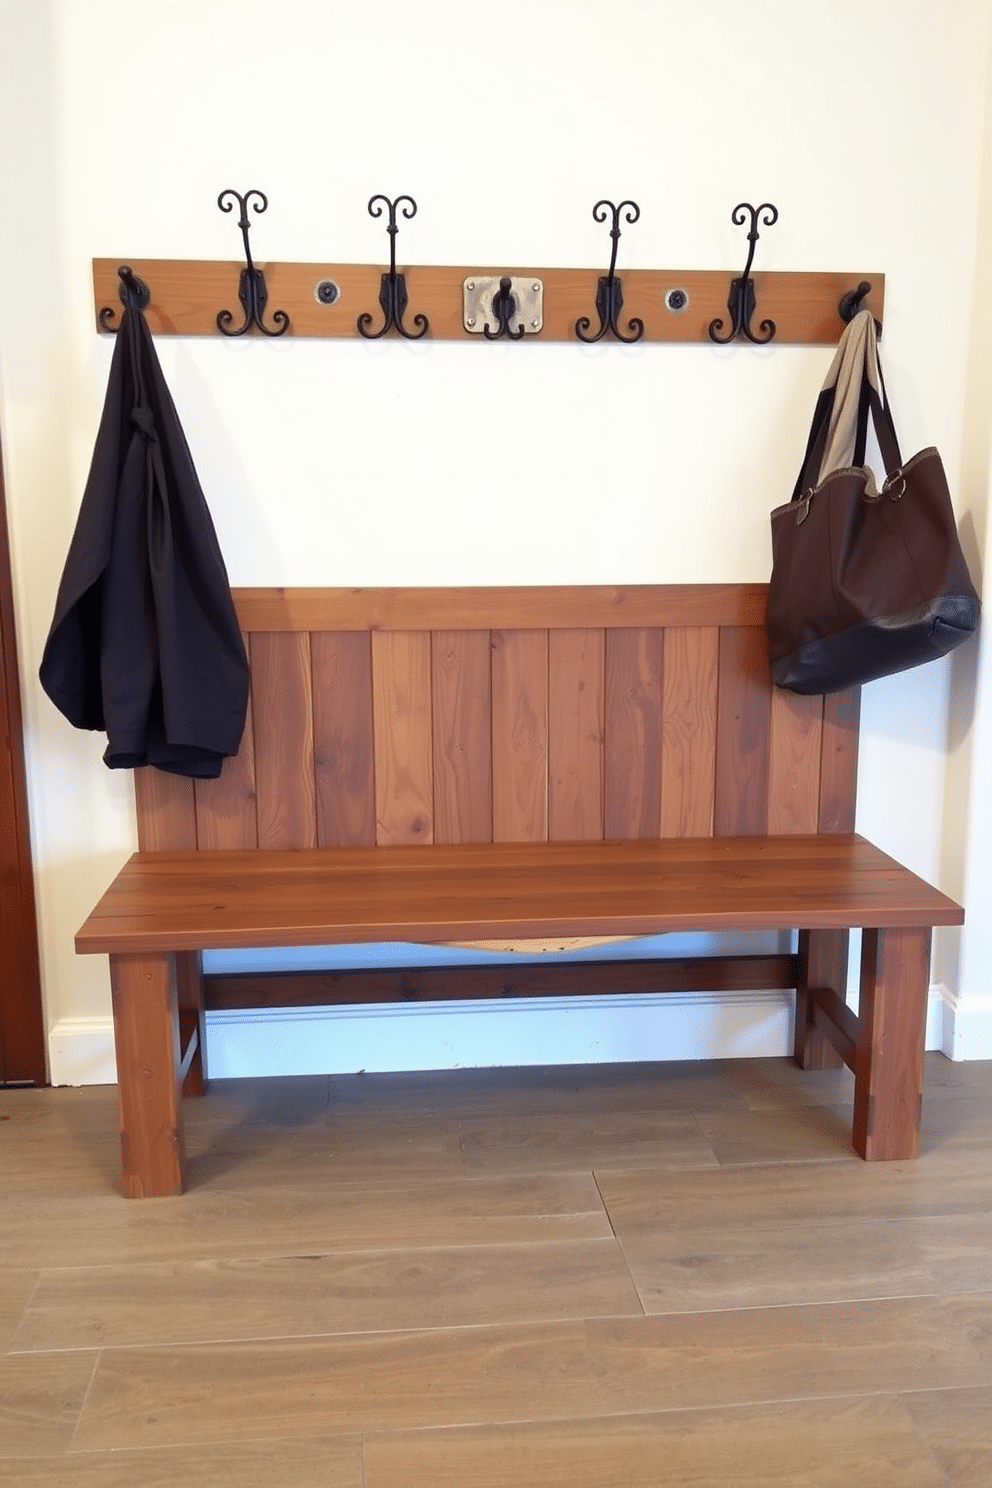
xmin=1 ymin=0 xmax=991 ymax=1080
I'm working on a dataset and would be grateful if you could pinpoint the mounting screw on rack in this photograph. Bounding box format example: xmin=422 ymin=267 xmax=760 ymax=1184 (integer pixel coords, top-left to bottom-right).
xmin=665 ymin=288 xmax=688 ymax=312
xmin=315 ymin=280 xmax=340 ymax=305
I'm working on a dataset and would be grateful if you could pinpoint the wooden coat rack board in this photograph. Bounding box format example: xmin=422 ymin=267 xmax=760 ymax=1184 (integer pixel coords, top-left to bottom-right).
xmin=92 ymin=259 xmax=884 ymax=344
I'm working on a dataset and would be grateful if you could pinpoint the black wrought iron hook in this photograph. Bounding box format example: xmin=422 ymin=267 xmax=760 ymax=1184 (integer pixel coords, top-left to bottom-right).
xmin=98 ymin=265 xmax=151 ymax=331
xmin=576 ymin=199 xmax=644 ymax=344
xmin=709 ymin=201 xmax=778 ymax=345
xmin=216 ymin=189 xmax=290 ymax=338
xmin=483 ymin=278 xmax=525 ymax=341
xmin=357 ymin=194 xmax=429 ymax=340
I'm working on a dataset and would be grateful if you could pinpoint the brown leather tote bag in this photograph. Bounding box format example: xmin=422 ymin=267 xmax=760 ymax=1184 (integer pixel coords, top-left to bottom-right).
xmin=767 ymin=310 xmax=979 ymax=694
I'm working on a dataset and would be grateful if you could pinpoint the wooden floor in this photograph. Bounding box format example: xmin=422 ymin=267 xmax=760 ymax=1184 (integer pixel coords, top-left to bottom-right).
xmin=2 ymin=1054 xmax=991 ymax=1486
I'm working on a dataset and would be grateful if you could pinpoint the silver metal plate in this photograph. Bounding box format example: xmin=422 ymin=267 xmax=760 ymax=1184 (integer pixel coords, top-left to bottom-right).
xmin=463 ymin=276 xmax=543 ymax=335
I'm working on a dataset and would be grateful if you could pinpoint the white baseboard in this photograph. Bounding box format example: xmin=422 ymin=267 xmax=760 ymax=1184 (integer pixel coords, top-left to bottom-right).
xmin=46 ymin=983 xmax=957 ymax=1086
xmin=938 ymin=986 xmax=992 ymax=1060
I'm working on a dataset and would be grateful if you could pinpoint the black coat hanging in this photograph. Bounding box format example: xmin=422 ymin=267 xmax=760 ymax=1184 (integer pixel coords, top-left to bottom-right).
xmin=40 ymin=289 xmax=249 ymax=779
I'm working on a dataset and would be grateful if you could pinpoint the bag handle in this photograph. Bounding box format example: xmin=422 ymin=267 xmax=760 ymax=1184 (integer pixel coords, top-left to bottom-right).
xmin=791 ymin=310 xmax=903 ymax=501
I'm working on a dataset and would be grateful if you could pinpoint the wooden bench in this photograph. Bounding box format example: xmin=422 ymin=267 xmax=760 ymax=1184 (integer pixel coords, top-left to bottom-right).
xmin=75 ymin=584 xmax=965 ymax=1197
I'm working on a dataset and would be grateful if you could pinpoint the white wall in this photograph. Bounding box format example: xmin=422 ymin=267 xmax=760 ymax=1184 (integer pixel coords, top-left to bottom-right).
xmin=2 ymin=0 xmax=991 ymax=1082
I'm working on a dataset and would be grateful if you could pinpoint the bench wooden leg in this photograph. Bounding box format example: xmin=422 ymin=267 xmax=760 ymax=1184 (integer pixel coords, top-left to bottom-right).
xmin=109 ymin=951 xmax=187 ymax=1197
xmin=176 ymin=950 xmax=208 ymax=1098
xmin=795 ymin=929 xmax=846 ymax=1070
xmin=852 ymin=926 xmax=931 ymax=1161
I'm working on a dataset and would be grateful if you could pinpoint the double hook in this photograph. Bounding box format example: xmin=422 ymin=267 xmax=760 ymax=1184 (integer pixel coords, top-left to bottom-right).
xmin=358 ymin=194 xmax=429 ymax=339
xmin=576 ymin=199 xmax=644 ymax=344
xmin=709 ymin=202 xmax=778 ymax=345
xmin=216 ymin=189 xmax=290 ymax=338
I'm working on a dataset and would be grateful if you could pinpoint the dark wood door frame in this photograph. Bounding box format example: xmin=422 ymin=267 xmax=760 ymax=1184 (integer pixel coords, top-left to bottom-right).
xmin=0 ymin=429 xmax=47 ymax=1085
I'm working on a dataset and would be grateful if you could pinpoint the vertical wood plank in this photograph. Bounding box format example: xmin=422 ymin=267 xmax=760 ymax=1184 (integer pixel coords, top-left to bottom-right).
xmin=109 ymin=951 xmax=186 ymax=1198
xmin=660 ymin=627 xmax=718 ymax=838
xmin=819 ymin=685 xmax=862 ymax=833
xmin=713 ymin=626 xmax=771 ymax=837
xmin=372 ymin=630 xmax=434 ymax=845
xmin=193 ymin=659 xmax=258 ymax=848
xmin=767 ymin=687 xmax=823 ymax=834
xmin=491 ymin=629 xmax=548 ymax=843
xmin=549 ymin=628 xmax=604 ymax=841
xmin=133 ymin=767 xmax=197 ymax=851
xmin=250 ymin=632 xmax=316 ymax=850
xmin=854 ymin=927 xmax=931 ymax=1160
xmin=604 ymin=628 xmax=663 ymax=840
xmin=312 ymin=631 xmax=376 ymax=848
xmin=432 ymin=630 xmax=493 ymax=844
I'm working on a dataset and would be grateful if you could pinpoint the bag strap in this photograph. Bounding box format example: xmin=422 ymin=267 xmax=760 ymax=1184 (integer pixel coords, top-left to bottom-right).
xmin=791 ymin=309 xmax=903 ymax=501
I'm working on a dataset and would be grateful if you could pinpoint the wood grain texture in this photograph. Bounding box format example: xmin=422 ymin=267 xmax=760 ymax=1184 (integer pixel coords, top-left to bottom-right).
xmin=767 ymin=687 xmax=822 ymax=834
xmin=795 ymin=928 xmax=849 ymax=1071
xmin=713 ymin=626 xmax=771 ymax=836
xmin=432 ymin=630 xmax=492 ymax=844
xmin=75 ymin=837 xmax=964 ymax=956
xmin=93 ymin=258 xmax=885 ymax=343
xmin=133 ymin=767 xmax=197 ymax=851
xmin=854 ymin=927 xmax=932 ymax=1161
xmin=819 ymin=685 xmax=862 ymax=833
xmin=193 ymin=685 xmax=258 ymax=850
xmin=548 ymin=628 xmax=604 ymax=842
xmin=204 ymin=956 xmax=799 ymax=1009
xmin=175 ymin=951 xmax=207 ymax=1097
xmin=249 ymin=632 xmax=316 ymax=850
xmin=604 ymin=628 xmax=663 ymax=840
xmin=491 ymin=629 xmax=548 ymax=842
xmin=372 ymin=630 xmax=434 ymax=845
xmin=312 ymin=631 xmax=375 ymax=848
xmin=231 ymin=584 xmax=769 ymax=634
xmin=71 ymin=1298 xmax=980 ymax=1449
xmin=108 ymin=952 xmax=185 ymax=1198
xmin=661 ymin=627 xmax=718 ymax=838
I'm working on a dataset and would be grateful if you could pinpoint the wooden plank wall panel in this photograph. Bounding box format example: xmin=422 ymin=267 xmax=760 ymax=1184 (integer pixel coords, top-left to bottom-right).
xmin=604 ymin=628 xmax=663 ymax=840
xmin=372 ymin=631 xmax=434 ymax=845
xmin=660 ymin=627 xmax=718 ymax=838
xmin=432 ymin=630 xmax=493 ymax=845
xmin=491 ymin=629 xmax=549 ymax=843
xmin=312 ymin=631 xmax=376 ymax=848
xmin=549 ymin=628 xmax=605 ymax=842
xmin=713 ymin=626 xmax=772 ymax=837
xmin=250 ymin=632 xmax=317 ymax=849
xmin=766 ymin=687 xmax=823 ymax=835
xmin=819 ymin=686 xmax=862 ymax=833
xmin=134 ymin=768 xmax=197 ymax=851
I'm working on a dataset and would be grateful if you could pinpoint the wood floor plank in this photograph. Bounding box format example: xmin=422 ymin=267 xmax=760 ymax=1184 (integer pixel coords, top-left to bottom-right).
xmin=184 ymin=1119 xmax=469 ymax=1190
xmin=0 ymin=1174 xmax=611 ymax=1269
xmin=608 ymin=1214 xmax=992 ymax=1314
xmin=12 ymin=1239 xmax=642 ymax=1351
xmin=595 ymin=1147 xmax=992 ymax=1234
xmin=365 ymin=1396 xmax=948 ymax=1488
xmin=458 ymin=1110 xmax=719 ymax=1174
xmin=72 ymin=1300 xmax=989 ymax=1449
xmin=903 ymin=1385 xmax=992 ymax=1488
xmin=0 ymin=1354 xmax=96 ymax=1457
xmin=0 ymin=1270 xmax=37 ymax=1350
xmin=0 ymin=1438 xmax=361 ymax=1487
